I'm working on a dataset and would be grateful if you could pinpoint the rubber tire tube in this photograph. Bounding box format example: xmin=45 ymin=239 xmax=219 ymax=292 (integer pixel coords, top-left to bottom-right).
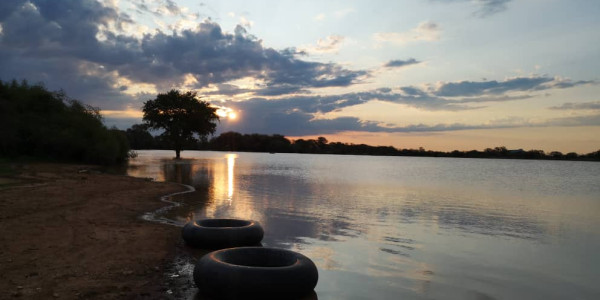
xmin=194 ymin=247 xmax=319 ymax=299
xmin=182 ymin=219 xmax=264 ymax=249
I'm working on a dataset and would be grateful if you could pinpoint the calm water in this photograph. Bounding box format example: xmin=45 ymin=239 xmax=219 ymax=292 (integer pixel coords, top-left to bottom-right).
xmin=127 ymin=150 xmax=600 ymax=300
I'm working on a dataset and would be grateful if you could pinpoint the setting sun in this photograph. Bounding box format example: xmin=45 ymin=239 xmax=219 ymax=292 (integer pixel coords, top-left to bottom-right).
xmin=215 ymin=107 xmax=238 ymax=120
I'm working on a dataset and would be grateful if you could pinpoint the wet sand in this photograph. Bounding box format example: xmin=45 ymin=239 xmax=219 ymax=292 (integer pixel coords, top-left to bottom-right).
xmin=0 ymin=163 xmax=186 ymax=299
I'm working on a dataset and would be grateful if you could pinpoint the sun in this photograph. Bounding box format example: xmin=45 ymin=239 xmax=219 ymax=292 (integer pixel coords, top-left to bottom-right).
xmin=215 ymin=107 xmax=238 ymax=120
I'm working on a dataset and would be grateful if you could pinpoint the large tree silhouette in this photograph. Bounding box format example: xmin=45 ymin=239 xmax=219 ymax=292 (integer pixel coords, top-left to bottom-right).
xmin=142 ymin=90 xmax=218 ymax=159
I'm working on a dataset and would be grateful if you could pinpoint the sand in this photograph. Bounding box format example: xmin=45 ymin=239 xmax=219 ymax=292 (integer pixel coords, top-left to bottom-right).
xmin=0 ymin=163 xmax=186 ymax=299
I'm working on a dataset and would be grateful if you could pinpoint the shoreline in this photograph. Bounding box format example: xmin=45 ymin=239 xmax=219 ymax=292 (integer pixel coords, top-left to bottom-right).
xmin=0 ymin=163 xmax=187 ymax=299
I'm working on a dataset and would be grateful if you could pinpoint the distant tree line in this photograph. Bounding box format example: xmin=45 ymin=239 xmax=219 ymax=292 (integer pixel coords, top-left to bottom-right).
xmin=0 ymin=80 xmax=129 ymax=165
xmin=125 ymin=127 xmax=600 ymax=161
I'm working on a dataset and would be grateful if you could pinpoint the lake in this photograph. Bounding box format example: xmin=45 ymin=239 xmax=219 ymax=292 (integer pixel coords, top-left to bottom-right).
xmin=127 ymin=150 xmax=600 ymax=300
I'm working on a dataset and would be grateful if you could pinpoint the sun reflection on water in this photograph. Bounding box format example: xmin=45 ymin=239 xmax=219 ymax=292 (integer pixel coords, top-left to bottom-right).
xmin=226 ymin=153 xmax=236 ymax=204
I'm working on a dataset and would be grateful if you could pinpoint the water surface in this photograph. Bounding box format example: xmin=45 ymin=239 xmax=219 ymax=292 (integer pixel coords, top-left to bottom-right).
xmin=128 ymin=150 xmax=600 ymax=300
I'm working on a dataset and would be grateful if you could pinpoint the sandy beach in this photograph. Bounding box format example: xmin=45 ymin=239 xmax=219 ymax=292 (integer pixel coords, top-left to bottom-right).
xmin=0 ymin=163 xmax=186 ymax=299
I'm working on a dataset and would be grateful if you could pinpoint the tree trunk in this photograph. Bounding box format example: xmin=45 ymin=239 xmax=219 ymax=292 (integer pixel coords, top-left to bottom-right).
xmin=175 ymin=148 xmax=181 ymax=159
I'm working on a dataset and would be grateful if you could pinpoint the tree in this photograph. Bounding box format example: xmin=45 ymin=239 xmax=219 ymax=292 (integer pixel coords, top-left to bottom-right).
xmin=0 ymin=79 xmax=130 ymax=164
xmin=125 ymin=124 xmax=155 ymax=149
xmin=142 ymin=90 xmax=219 ymax=159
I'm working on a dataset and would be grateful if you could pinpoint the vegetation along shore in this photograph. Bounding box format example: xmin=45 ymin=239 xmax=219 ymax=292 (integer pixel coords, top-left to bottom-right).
xmin=126 ymin=129 xmax=600 ymax=161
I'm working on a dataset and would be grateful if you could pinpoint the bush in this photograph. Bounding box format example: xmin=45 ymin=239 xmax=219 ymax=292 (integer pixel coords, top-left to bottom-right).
xmin=0 ymin=79 xmax=130 ymax=165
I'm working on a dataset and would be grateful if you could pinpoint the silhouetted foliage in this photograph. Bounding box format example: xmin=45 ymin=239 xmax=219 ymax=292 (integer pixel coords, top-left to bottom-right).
xmin=125 ymin=124 xmax=156 ymax=149
xmin=0 ymin=79 xmax=129 ymax=164
xmin=142 ymin=90 xmax=219 ymax=159
xmin=210 ymin=132 xmax=292 ymax=153
xmin=168 ymin=131 xmax=599 ymax=161
xmin=123 ymin=127 xmax=599 ymax=162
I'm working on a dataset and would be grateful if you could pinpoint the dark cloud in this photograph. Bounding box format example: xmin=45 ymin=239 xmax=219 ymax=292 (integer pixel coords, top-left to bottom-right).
xmin=253 ymin=84 xmax=311 ymax=96
xmin=474 ymin=0 xmax=512 ymax=17
xmin=0 ymin=0 xmax=126 ymax=50
xmin=216 ymin=108 xmax=398 ymax=136
xmin=215 ymin=107 xmax=600 ymax=136
xmin=545 ymin=113 xmax=600 ymax=127
xmin=126 ymin=19 xmax=364 ymax=92
xmin=210 ymin=75 xmax=596 ymax=136
xmin=456 ymin=94 xmax=533 ymax=103
xmin=104 ymin=90 xmax=600 ymax=134
xmin=430 ymin=76 xmax=594 ymax=98
xmin=204 ymin=84 xmax=253 ymax=96
xmin=130 ymin=0 xmax=182 ymax=17
xmin=164 ymin=0 xmax=181 ymax=15
xmin=3 ymin=0 xmax=597 ymax=137
xmin=432 ymin=0 xmax=512 ymax=17
xmin=0 ymin=0 xmax=23 ymax=20
xmin=229 ymin=90 xmax=470 ymax=116
xmin=399 ymin=86 xmax=427 ymax=96
xmin=214 ymin=91 xmax=470 ymax=135
xmin=0 ymin=0 xmax=367 ymax=107
xmin=0 ymin=0 xmax=136 ymax=109
xmin=546 ymin=80 xmax=596 ymax=89
xmin=433 ymin=77 xmax=553 ymax=97
xmin=384 ymin=58 xmax=420 ymax=68
xmin=549 ymin=101 xmax=600 ymax=110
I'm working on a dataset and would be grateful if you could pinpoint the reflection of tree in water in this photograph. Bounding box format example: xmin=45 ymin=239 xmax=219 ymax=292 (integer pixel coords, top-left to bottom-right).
xmin=161 ymin=159 xmax=212 ymax=189
xmin=190 ymin=161 xmax=213 ymax=191
xmin=159 ymin=159 xmax=214 ymax=223
xmin=162 ymin=160 xmax=194 ymax=185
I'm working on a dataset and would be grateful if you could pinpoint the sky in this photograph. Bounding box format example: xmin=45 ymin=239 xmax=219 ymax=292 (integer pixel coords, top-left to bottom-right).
xmin=1 ymin=0 xmax=599 ymax=153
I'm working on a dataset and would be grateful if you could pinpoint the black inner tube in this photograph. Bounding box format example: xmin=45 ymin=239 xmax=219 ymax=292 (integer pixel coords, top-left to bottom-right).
xmin=194 ymin=247 xmax=319 ymax=299
xmin=182 ymin=219 xmax=264 ymax=249
xmin=214 ymin=247 xmax=298 ymax=267
xmin=198 ymin=219 xmax=251 ymax=227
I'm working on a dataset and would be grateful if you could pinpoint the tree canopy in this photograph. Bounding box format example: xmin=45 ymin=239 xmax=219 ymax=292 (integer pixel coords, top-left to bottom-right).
xmin=142 ymin=90 xmax=219 ymax=159
xmin=0 ymin=79 xmax=129 ymax=164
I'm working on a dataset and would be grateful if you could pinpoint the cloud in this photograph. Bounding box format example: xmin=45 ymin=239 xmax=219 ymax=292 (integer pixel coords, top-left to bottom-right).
xmin=474 ymin=0 xmax=512 ymax=17
xmin=544 ymin=113 xmax=600 ymax=127
xmin=334 ymin=8 xmax=355 ymax=19
xmin=4 ymin=0 xmax=597 ymax=138
xmin=300 ymin=35 xmax=345 ymax=54
xmin=314 ymin=13 xmax=326 ymax=22
xmin=432 ymin=76 xmax=593 ymax=97
xmin=163 ymin=0 xmax=181 ymax=15
xmin=549 ymin=101 xmax=600 ymax=110
xmin=384 ymin=58 xmax=420 ymax=68
xmin=238 ymin=16 xmax=254 ymax=28
xmin=104 ymin=79 xmax=600 ymax=134
xmin=212 ymin=76 xmax=591 ymax=120
xmin=432 ymin=0 xmax=512 ymax=17
xmin=211 ymin=75 xmax=596 ymax=136
xmin=216 ymin=95 xmax=600 ymax=135
xmin=0 ymin=0 xmax=368 ymax=106
xmin=129 ymin=0 xmax=183 ymax=17
xmin=204 ymin=83 xmax=253 ymax=96
xmin=374 ymin=21 xmax=441 ymax=46
xmin=0 ymin=0 xmax=137 ymax=109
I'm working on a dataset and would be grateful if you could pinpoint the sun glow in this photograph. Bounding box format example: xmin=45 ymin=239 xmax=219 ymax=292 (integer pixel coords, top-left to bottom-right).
xmin=100 ymin=108 xmax=143 ymax=118
xmin=215 ymin=106 xmax=238 ymax=120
